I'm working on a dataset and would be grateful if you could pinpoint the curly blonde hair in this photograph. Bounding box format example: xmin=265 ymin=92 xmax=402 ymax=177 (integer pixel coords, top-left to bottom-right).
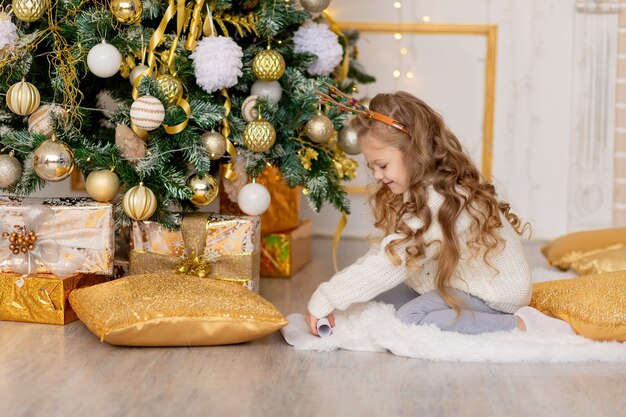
xmin=351 ymin=91 xmax=528 ymax=310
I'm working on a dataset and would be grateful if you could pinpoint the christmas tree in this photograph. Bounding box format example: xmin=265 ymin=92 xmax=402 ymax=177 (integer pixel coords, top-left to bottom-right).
xmin=0 ymin=0 xmax=374 ymax=229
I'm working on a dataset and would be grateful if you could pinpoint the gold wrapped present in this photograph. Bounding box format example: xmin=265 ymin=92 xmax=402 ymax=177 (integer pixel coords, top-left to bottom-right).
xmin=129 ymin=212 xmax=261 ymax=292
xmin=0 ymin=272 xmax=107 ymax=325
xmin=0 ymin=197 xmax=115 ymax=276
xmin=261 ymin=220 xmax=312 ymax=278
xmin=220 ymin=165 xmax=300 ymax=235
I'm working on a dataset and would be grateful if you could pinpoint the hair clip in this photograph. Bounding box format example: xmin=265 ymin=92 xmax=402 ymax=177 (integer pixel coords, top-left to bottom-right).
xmin=315 ymin=82 xmax=409 ymax=134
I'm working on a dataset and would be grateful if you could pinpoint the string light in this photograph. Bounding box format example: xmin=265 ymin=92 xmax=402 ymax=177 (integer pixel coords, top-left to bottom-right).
xmin=393 ymin=70 xmax=401 ymax=78
xmin=406 ymin=72 xmax=414 ymax=79
xmin=393 ymin=1 xmax=402 ymax=8
xmin=400 ymin=48 xmax=408 ymax=55
xmin=394 ymin=33 xmax=402 ymax=40
xmin=422 ymin=16 xmax=431 ymax=22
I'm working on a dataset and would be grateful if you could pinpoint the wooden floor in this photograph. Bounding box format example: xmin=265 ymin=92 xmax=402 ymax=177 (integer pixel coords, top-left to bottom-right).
xmin=1 ymin=237 xmax=625 ymax=417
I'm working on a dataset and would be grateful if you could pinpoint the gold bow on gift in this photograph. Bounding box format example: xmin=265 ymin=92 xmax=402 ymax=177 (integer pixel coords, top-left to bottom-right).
xmin=129 ymin=213 xmax=259 ymax=288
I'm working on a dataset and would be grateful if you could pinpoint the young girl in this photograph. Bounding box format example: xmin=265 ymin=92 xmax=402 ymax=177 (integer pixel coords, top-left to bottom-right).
xmin=306 ymin=90 xmax=575 ymax=337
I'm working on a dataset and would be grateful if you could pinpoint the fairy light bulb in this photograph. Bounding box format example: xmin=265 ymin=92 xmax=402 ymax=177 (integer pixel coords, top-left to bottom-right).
xmin=422 ymin=16 xmax=431 ymax=22
xmin=394 ymin=1 xmax=402 ymax=8
xmin=394 ymin=33 xmax=402 ymax=40
xmin=393 ymin=70 xmax=401 ymax=78
xmin=406 ymin=72 xmax=414 ymax=79
xmin=400 ymin=48 xmax=408 ymax=55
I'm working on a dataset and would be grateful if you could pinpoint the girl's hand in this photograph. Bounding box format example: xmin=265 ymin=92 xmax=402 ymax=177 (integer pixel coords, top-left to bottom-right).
xmin=305 ymin=310 xmax=335 ymax=336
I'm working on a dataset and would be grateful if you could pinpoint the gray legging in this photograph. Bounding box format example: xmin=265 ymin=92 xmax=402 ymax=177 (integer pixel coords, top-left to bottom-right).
xmin=373 ymin=283 xmax=518 ymax=334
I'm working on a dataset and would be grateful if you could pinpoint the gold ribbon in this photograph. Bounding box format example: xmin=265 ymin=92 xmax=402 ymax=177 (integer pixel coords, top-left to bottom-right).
xmin=220 ymin=88 xmax=238 ymax=181
xmin=185 ymin=0 xmax=207 ymax=50
xmin=129 ymin=213 xmax=259 ymax=284
xmin=332 ymin=212 xmax=347 ymax=273
xmin=323 ymin=11 xmax=350 ymax=82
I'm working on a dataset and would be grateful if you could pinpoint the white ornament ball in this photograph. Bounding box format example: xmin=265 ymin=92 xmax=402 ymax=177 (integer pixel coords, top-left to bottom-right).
xmin=293 ymin=21 xmax=343 ymax=76
xmin=129 ymin=64 xmax=149 ymax=86
xmin=250 ymin=80 xmax=282 ymax=103
xmin=28 ymin=105 xmax=67 ymax=138
xmin=87 ymin=40 xmax=122 ymax=78
xmin=241 ymin=95 xmax=259 ymax=122
xmin=0 ymin=12 xmax=19 ymax=50
xmin=191 ymin=36 xmax=243 ymax=93
xmin=130 ymin=95 xmax=165 ymax=131
xmin=237 ymin=182 xmax=271 ymax=216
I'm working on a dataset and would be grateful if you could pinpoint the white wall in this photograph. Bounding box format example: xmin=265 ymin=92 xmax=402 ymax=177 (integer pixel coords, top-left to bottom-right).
xmin=303 ymin=0 xmax=614 ymax=240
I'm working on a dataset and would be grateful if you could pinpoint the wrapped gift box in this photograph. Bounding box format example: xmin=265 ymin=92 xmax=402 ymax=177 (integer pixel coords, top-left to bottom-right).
xmin=261 ymin=220 xmax=312 ymax=278
xmin=129 ymin=212 xmax=261 ymax=292
xmin=220 ymin=165 xmax=300 ymax=235
xmin=0 ymin=272 xmax=107 ymax=325
xmin=0 ymin=197 xmax=114 ymax=276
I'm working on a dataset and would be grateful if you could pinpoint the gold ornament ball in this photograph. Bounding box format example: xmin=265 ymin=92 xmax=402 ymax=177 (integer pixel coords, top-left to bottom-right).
xmin=156 ymin=74 xmax=183 ymax=107
xmin=305 ymin=111 xmax=334 ymax=144
xmin=0 ymin=154 xmax=22 ymax=188
xmin=110 ymin=0 xmax=143 ymax=25
xmin=122 ymin=183 xmax=157 ymax=220
xmin=6 ymin=80 xmax=40 ymax=116
xmin=32 ymin=138 xmax=75 ymax=182
xmin=243 ymin=115 xmax=276 ymax=153
xmin=337 ymin=123 xmax=361 ymax=155
xmin=12 ymin=0 xmax=47 ymax=22
xmin=129 ymin=64 xmax=149 ymax=86
xmin=28 ymin=105 xmax=67 ymax=138
xmin=252 ymin=48 xmax=286 ymax=81
xmin=188 ymin=174 xmax=219 ymax=206
xmin=85 ymin=170 xmax=120 ymax=202
xmin=201 ymin=131 xmax=227 ymax=160
xmin=300 ymin=0 xmax=331 ymax=13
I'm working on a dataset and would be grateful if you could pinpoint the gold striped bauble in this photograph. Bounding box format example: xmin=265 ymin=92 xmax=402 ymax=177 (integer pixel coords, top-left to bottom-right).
xmin=6 ymin=80 xmax=40 ymax=116
xmin=243 ymin=114 xmax=276 ymax=153
xmin=12 ymin=0 xmax=47 ymax=22
xmin=28 ymin=105 xmax=67 ymax=138
xmin=156 ymin=74 xmax=183 ymax=107
xmin=252 ymin=48 xmax=286 ymax=81
xmin=122 ymin=183 xmax=157 ymax=220
xmin=129 ymin=95 xmax=165 ymax=131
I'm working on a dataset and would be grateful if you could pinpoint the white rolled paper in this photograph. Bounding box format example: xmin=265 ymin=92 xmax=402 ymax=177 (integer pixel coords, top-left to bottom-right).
xmin=316 ymin=317 xmax=332 ymax=337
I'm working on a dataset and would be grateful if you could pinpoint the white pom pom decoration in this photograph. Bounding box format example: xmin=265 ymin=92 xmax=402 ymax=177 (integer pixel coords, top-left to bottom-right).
xmin=237 ymin=182 xmax=271 ymax=216
xmin=293 ymin=21 xmax=343 ymax=76
xmin=0 ymin=12 xmax=18 ymax=50
xmin=191 ymin=36 xmax=243 ymax=93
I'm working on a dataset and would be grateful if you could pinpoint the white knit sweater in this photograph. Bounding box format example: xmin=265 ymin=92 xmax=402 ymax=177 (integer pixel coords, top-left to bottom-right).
xmin=308 ymin=188 xmax=532 ymax=318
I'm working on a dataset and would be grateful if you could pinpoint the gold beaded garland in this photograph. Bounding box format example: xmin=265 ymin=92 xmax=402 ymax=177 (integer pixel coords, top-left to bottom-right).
xmin=243 ymin=114 xmax=276 ymax=153
xmin=252 ymin=48 xmax=286 ymax=81
xmin=187 ymin=174 xmax=219 ymax=206
xmin=122 ymin=183 xmax=157 ymax=220
xmin=6 ymin=80 xmax=40 ymax=116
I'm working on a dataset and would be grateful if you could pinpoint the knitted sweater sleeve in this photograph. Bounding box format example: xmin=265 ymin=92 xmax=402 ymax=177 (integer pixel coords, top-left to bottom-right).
xmin=307 ymin=233 xmax=411 ymax=318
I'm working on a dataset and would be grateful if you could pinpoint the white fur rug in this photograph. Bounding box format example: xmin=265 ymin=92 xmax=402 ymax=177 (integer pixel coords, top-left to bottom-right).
xmin=281 ymin=268 xmax=626 ymax=363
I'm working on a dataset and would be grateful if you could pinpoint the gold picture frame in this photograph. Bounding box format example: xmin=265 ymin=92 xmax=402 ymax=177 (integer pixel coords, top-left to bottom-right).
xmin=339 ymin=22 xmax=498 ymax=195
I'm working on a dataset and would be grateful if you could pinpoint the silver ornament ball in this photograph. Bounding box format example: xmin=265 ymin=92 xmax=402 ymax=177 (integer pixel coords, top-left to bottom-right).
xmin=337 ymin=123 xmax=361 ymax=155
xmin=0 ymin=154 xmax=22 ymax=188
xmin=300 ymin=0 xmax=332 ymax=13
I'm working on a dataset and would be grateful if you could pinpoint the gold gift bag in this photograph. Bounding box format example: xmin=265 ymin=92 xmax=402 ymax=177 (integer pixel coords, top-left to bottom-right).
xmin=0 ymin=272 xmax=107 ymax=325
xmin=0 ymin=197 xmax=115 ymax=275
xmin=129 ymin=213 xmax=261 ymax=292
xmin=261 ymin=220 xmax=313 ymax=278
xmin=220 ymin=165 xmax=300 ymax=235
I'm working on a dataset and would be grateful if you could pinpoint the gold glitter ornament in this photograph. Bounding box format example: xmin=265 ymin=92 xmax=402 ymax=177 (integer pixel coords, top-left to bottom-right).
xmin=85 ymin=170 xmax=120 ymax=202
xmin=243 ymin=114 xmax=276 ymax=153
xmin=123 ymin=182 xmax=157 ymax=220
xmin=12 ymin=0 xmax=47 ymax=22
xmin=156 ymin=74 xmax=183 ymax=107
xmin=305 ymin=111 xmax=334 ymax=144
xmin=188 ymin=174 xmax=219 ymax=206
xmin=6 ymin=80 xmax=40 ymax=116
xmin=252 ymin=47 xmax=286 ymax=81
xmin=109 ymin=0 xmax=142 ymax=25
xmin=0 ymin=153 xmax=22 ymax=188
xmin=32 ymin=136 xmax=75 ymax=182
xmin=300 ymin=0 xmax=331 ymax=13
xmin=201 ymin=131 xmax=227 ymax=160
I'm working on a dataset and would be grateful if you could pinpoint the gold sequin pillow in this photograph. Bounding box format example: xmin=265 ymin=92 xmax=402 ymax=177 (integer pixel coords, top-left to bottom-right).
xmin=570 ymin=247 xmax=626 ymax=276
xmin=530 ymin=271 xmax=626 ymax=342
xmin=541 ymin=227 xmax=626 ymax=270
xmin=69 ymin=273 xmax=287 ymax=346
